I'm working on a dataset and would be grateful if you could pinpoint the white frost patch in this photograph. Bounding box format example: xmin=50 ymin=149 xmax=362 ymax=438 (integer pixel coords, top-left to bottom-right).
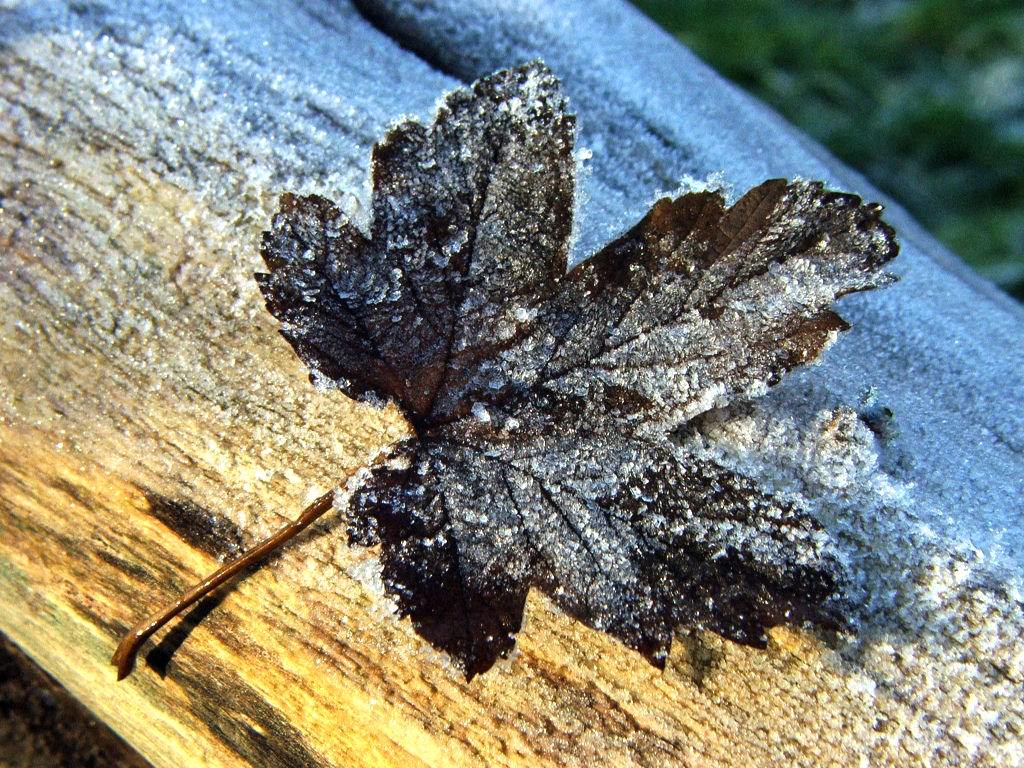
xmin=692 ymin=393 xmax=1024 ymax=763
xmin=471 ymin=401 xmax=491 ymax=422
xmin=346 ymin=556 xmax=392 ymax=607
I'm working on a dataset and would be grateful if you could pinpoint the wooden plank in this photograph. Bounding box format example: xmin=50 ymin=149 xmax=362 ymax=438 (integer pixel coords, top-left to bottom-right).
xmin=1 ymin=425 xmax=891 ymax=768
xmin=1 ymin=2 xmax=1021 ymax=766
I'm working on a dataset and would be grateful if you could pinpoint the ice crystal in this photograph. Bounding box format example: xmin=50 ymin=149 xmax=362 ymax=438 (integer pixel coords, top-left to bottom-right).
xmin=256 ymin=62 xmax=898 ymax=678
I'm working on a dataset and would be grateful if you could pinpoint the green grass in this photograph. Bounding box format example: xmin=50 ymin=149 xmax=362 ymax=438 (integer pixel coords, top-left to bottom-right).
xmin=632 ymin=0 xmax=1024 ymax=300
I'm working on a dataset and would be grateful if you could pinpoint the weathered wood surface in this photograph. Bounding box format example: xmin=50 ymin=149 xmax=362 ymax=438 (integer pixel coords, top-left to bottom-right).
xmin=1 ymin=1 xmax=1022 ymax=767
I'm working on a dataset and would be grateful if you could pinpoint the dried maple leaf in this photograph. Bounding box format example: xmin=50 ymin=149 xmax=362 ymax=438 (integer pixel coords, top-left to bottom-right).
xmin=112 ymin=62 xmax=897 ymax=682
xmin=254 ymin=62 xmax=897 ymax=678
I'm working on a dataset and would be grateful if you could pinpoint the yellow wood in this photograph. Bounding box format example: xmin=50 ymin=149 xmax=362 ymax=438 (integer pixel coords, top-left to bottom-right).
xmin=1 ymin=424 xmax=896 ymax=768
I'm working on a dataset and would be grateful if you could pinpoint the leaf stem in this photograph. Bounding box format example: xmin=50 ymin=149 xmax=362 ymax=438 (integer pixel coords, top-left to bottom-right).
xmin=111 ymin=490 xmax=335 ymax=680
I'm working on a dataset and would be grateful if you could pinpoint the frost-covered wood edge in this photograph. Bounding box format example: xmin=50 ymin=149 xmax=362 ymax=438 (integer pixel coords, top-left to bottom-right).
xmin=1 ymin=2 xmax=1021 ymax=768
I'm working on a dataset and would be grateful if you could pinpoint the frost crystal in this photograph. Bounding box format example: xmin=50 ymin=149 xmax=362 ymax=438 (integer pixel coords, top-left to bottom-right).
xmin=256 ymin=62 xmax=898 ymax=678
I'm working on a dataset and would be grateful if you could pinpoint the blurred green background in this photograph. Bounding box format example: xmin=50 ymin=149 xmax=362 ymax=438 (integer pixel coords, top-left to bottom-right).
xmin=632 ymin=0 xmax=1024 ymax=301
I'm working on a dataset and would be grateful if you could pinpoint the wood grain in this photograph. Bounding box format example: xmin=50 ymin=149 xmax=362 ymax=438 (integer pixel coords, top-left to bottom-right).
xmin=1 ymin=2 xmax=1020 ymax=767
xmin=2 ymin=422 xmax=894 ymax=768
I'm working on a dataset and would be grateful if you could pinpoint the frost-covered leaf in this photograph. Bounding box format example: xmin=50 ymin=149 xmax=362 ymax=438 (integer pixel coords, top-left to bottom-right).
xmin=257 ymin=62 xmax=898 ymax=679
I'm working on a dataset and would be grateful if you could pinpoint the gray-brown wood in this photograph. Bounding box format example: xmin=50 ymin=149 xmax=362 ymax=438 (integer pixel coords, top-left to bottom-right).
xmin=1 ymin=2 xmax=1022 ymax=766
